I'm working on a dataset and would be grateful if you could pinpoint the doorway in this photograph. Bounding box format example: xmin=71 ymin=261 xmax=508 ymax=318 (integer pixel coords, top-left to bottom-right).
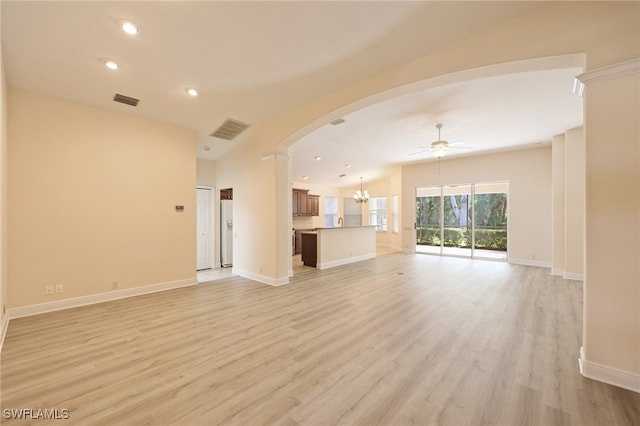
xmin=196 ymin=187 xmax=214 ymax=271
xmin=416 ymin=182 xmax=508 ymax=260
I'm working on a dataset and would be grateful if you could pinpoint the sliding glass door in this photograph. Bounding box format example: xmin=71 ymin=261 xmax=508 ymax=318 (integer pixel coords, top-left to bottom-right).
xmin=442 ymin=185 xmax=472 ymax=257
xmin=416 ymin=187 xmax=441 ymax=254
xmin=415 ymin=182 xmax=508 ymax=260
xmin=473 ymin=182 xmax=508 ymax=260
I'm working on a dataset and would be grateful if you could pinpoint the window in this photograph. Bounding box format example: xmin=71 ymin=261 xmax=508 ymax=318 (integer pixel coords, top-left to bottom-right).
xmin=343 ymin=198 xmax=362 ymax=227
xmin=392 ymin=194 xmax=399 ymax=234
xmin=369 ymin=197 xmax=388 ymax=231
xmin=324 ymin=196 xmax=338 ymax=227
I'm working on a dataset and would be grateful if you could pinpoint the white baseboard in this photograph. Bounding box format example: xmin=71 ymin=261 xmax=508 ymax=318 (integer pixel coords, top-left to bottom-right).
xmin=401 ymin=248 xmax=414 ymax=254
xmin=509 ymin=258 xmax=552 ymax=268
xmin=0 ymin=314 xmax=9 ymax=354
xmin=7 ymin=277 xmax=197 ymax=320
xmin=317 ymin=253 xmax=376 ymax=270
xmin=563 ymin=272 xmax=584 ymax=281
xmin=551 ymin=268 xmax=565 ymax=276
xmin=233 ymin=268 xmax=290 ymax=287
xmin=579 ymin=346 xmax=640 ymax=393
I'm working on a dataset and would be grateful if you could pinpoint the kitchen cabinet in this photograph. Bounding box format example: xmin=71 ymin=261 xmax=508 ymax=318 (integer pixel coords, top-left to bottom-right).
xmin=299 ymin=191 xmax=309 ymax=215
xmin=301 ymin=232 xmax=317 ymax=267
xmin=292 ymin=189 xmax=319 ymax=216
xmin=292 ymin=190 xmax=300 ymax=216
xmin=308 ymin=195 xmax=319 ymax=216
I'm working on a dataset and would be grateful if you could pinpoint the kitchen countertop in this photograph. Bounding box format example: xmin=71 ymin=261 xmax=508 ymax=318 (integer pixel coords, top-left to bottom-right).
xmin=313 ymin=226 xmax=376 ymax=230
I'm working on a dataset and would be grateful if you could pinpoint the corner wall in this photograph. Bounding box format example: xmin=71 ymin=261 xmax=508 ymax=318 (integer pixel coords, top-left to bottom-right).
xmin=0 ymin=12 xmax=8 ymax=343
xmin=7 ymin=89 xmax=197 ymax=311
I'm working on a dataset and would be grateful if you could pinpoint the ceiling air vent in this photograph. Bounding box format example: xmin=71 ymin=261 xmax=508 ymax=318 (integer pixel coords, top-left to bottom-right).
xmin=210 ymin=118 xmax=250 ymax=141
xmin=113 ymin=93 xmax=139 ymax=107
xmin=330 ymin=118 xmax=345 ymax=126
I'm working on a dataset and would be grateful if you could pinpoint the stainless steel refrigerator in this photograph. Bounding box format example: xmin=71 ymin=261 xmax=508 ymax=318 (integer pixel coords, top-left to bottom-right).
xmin=221 ymin=200 xmax=233 ymax=267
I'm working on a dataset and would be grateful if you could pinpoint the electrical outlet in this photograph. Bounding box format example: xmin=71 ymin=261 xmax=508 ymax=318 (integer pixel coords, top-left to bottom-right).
xmin=55 ymin=284 xmax=63 ymax=294
xmin=46 ymin=286 xmax=54 ymax=295
xmin=112 ymin=281 xmax=119 ymax=289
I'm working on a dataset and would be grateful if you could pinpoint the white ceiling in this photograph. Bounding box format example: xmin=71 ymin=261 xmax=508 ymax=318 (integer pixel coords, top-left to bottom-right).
xmin=1 ymin=1 xmax=582 ymax=188
xmin=293 ymin=66 xmax=584 ymax=188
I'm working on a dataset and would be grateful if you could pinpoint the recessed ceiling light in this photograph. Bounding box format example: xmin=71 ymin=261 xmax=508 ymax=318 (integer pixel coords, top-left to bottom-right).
xmin=303 ymin=176 xmax=309 ymax=180
xmin=104 ymin=60 xmax=119 ymax=70
xmin=186 ymin=88 xmax=198 ymax=97
xmin=345 ymin=163 xmax=352 ymax=168
xmin=314 ymin=156 xmax=322 ymax=161
xmin=120 ymin=20 xmax=139 ymax=35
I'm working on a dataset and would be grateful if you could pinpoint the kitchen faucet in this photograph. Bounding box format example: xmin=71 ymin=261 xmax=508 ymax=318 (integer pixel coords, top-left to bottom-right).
xmin=338 ymin=217 xmax=343 ymax=227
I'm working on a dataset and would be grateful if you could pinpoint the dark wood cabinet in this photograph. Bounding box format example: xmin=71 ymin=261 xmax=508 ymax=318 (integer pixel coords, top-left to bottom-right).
xmin=294 ymin=230 xmax=304 ymax=255
xmin=308 ymin=194 xmax=319 ymax=216
xmin=301 ymin=232 xmax=317 ymax=267
xmin=292 ymin=189 xmax=319 ymax=217
xmin=292 ymin=190 xmax=300 ymax=216
xmin=299 ymin=191 xmax=309 ymax=215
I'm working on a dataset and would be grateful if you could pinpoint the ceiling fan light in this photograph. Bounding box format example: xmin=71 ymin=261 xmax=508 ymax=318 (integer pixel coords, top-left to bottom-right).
xmin=431 ymin=141 xmax=450 ymax=158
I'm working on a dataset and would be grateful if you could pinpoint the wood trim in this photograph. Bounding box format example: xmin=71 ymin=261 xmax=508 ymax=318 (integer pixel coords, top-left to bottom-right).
xmin=579 ymin=346 xmax=640 ymax=393
xmin=7 ymin=277 xmax=197 ymax=320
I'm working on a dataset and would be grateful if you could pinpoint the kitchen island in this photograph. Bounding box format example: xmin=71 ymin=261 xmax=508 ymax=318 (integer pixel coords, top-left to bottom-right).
xmin=300 ymin=226 xmax=376 ymax=269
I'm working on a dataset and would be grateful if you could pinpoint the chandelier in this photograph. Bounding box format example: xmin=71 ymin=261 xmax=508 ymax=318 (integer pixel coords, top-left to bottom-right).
xmin=353 ymin=177 xmax=369 ymax=203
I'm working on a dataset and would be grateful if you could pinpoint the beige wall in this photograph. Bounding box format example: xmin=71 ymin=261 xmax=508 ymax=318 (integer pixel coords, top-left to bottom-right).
xmin=7 ymin=90 xmax=197 ymax=309
xmin=196 ymin=159 xmax=216 ymax=188
xmin=583 ymin=71 xmax=639 ymax=378
xmin=564 ymin=127 xmax=585 ymax=280
xmin=402 ymin=147 xmax=552 ymax=265
xmin=317 ymin=226 xmax=376 ymax=269
xmin=0 ymin=32 xmax=8 ymax=332
xmin=551 ymin=134 xmax=566 ymax=275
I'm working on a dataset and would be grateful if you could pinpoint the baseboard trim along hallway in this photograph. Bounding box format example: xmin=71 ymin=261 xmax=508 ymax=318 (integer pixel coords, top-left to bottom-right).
xmin=6 ymin=277 xmax=197 ymax=320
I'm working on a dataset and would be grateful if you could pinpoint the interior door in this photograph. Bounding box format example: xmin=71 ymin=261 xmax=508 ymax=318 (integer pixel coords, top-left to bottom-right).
xmin=196 ymin=188 xmax=213 ymax=270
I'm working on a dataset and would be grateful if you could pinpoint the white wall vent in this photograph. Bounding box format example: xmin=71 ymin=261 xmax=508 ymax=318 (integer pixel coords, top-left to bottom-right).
xmin=113 ymin=93 xmax=139 ymax=107
xmin=210 ymin=118 xmax=250 ymax=141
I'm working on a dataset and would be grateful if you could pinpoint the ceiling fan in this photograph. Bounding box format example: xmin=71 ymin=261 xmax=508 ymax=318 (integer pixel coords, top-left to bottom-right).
xmin=409 ymin=123 xmax=471 ymax=158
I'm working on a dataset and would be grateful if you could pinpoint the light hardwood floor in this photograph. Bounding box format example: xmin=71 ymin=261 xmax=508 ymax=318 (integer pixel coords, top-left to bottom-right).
xmin=2 ymin=253 xmax=638 ymax=425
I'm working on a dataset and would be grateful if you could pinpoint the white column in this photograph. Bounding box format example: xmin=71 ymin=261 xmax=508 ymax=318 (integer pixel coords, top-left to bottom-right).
xmin=578 ymin=58 xmax=640 ymax=392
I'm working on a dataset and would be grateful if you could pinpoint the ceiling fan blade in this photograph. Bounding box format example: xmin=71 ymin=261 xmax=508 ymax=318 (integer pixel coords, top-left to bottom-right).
xmin=450 ymin=141 xmax=465 ymax=147
xmin=408 ymin=150 xmax=429 ymax=156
